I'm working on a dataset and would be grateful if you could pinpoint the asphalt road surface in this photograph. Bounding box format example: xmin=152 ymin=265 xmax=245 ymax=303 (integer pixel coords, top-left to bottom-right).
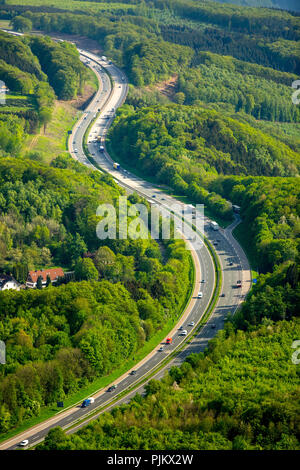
xmin=0 ymin=36 xmax=251 ymax=450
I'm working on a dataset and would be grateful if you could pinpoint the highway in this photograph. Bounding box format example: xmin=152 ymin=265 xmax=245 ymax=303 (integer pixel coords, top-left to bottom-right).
xmin=0 ymin=35 xmax=251 ymax=450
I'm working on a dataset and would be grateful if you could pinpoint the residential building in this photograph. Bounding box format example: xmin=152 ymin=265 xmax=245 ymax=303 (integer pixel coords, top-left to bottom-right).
xmin=26 ymin=268 xmax=65 ymax=289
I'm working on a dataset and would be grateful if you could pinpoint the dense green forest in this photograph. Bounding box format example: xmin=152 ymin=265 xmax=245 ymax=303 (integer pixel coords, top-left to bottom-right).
xmin=28 ymin=35 xmax=87 ymax=100
xmin=37 ymin=318 xmax=300 ymax=450
xmin=1 ymin=0 xmax=298 ymax=80
xmin=208 ymin=0 xmax=300 ymax=12
xmin=177 ymin=51 xmax=300 ymax=123
xmin=209 ymin=175 xmax=300 ymax=272
xmin=0 ymin=30 xmax=55 ymax=140
xmin=108 ymin=103 xmax=300 ymax=223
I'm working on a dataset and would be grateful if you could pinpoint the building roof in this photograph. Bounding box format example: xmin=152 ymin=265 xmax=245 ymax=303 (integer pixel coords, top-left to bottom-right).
xmin=28 ymin=268 xmax=64 ymax=283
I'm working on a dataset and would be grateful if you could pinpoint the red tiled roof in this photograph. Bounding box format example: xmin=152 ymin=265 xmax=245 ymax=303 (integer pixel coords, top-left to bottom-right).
xmin=27 ymin=268 xmax=64 ymax=283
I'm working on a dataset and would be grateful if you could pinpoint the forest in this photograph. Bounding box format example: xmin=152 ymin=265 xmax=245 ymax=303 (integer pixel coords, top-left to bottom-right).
xmin=0 ymin=155 xmax=192 ymax=433
xmin=37 ymin=318 xmax=300 ymax=450
xmin=0 ymin=30 xmax=85 ymax=150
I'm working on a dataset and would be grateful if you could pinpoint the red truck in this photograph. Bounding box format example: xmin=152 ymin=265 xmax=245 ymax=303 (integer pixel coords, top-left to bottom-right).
xmin=166 ymin=337 xmax=172 ymax=344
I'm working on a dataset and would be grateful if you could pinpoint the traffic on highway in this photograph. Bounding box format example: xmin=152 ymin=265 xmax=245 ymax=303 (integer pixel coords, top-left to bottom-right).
xmin=0 ymin=37 xmax=251 ymax=450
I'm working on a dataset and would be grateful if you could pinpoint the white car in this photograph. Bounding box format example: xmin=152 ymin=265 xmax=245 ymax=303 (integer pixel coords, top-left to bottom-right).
xmin=188 ymin=321 xmax=195 ymax=327
xmin=198 ymin=292 xmax=203 ymax=298
xmin=19 ymin=440 xmax=29 ymax=447
xmin=159 ymin=346 xmax=164 ymax=351
xmin=74 ymin=149 xmax=78 ymax=153
xmin=180 ymin=330 xmax=187 ymax=336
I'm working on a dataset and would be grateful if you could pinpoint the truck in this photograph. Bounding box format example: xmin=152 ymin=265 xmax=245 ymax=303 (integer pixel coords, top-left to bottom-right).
xmin=113 ymin=162 xmax=120 ymax=170
xmin=232 ymin=205 xmax=241 ymax=214
xmin=166 ymin=337 xmax=172 ymax=344
xmin=210 ymin=221 xmax=219 ymax=231
xmin=81 ymin=397 xmax=94 ymax=408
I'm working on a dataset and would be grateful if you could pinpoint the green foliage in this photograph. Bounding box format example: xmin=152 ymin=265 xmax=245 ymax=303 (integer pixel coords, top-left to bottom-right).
xmin=0 ymin=30 xmax=44 ymax=80
xmin=0 ymin=31 xmax=55 ymax=141
xmin=233 ymin=263 xmax=300 ymax=329
xmin=0 ymin=156 xmax=192 ymax=434
xmin=37 ymin=319 xmax=300 ymax=450
xmin=210 ymin=175 xmax=300 ymax=272
xmin=108 ymin=103 xmax=299 ymax=220
xmin=177 ymin=52 xmax=300 ymax=123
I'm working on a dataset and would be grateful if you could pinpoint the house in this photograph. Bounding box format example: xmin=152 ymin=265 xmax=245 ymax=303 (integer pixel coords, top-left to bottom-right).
xmin=0 ymin=275 xmax=21 ymax=291
xmin=26 ymin=268 xmax=65 ymax=289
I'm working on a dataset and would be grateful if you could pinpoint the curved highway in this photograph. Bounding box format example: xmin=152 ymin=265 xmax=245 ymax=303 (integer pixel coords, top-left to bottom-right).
xmin=0 ymin=35 xmax=251 ymax=450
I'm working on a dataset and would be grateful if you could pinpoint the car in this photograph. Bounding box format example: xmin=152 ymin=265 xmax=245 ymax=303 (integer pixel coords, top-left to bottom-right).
xmin=152 ymin=195 xmax=156 ymax=198
xmin=74 ymin=149 xmax=78 ymax=153
xmin=19 ymin=440 xmax=29 ymax=447
xmin=180 ymin=330 xmax=187 ymax=336
xmin=188 ymin=321 xmax=195 ymax=327
xmin=178 ymin=325 xmax=183 ymax=330
xmin=221 ymin=293 xmax=225 ymax=297
xmin=159 ymin=346 xmax=164 ymax=351
xmin=119 ymin=85 xmax=121 ymax=88
xmin=107 ymin=385 xmax=117 ymax=392
xmin=198 ymin=292 xmax=203 ymax=298
xmin=211 ymin=324 xmax=216 ymax=329
xmin=228 ymin=262 xmax=233 ymax=266
xmin=130 ymin=370 xmax=137 ymax=376
xmin=201 ymin=279 xmax=205 ymax=283
xmin=213 ymin=241 xmax=218 ymax=246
